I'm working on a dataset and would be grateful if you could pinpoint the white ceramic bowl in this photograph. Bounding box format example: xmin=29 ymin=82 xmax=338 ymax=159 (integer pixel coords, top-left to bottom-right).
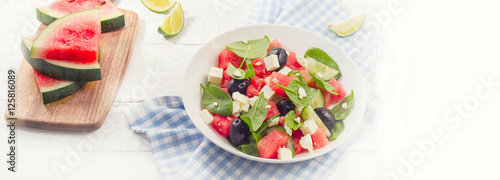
xmin=183 ymin=24 xmax=367 ymax=163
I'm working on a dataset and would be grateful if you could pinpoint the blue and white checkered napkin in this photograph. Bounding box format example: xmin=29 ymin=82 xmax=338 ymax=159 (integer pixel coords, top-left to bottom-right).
xmin=125 ymin=0 xmax=379 ymax=179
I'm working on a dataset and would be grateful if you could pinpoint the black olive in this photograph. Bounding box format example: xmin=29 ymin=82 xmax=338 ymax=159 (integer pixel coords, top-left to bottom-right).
xmin=277 ymin=99 xmax=295 ymax=116
xmin=227 ymin=79 xmax=249 ymax=96
xmin=268 ymin=47 xmax=288 ymax=72
xmin=314 ymin=108 xmax=336 ymax=130
xmin=229 ymin=119 xmax=251 ymax=146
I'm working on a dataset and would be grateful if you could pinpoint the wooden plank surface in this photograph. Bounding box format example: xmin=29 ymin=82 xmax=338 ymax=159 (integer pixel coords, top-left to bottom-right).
xmin=5 ymin=9 xmax=139 ymax=131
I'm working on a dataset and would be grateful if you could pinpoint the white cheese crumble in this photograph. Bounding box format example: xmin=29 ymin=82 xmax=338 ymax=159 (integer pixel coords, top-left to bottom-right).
xmin=278 ymin=147 xmax=293 ymax=159
xmin=298 ymin=87 xmax=307 ymax=99
xmin=342 ymin=102 xmax=348 ymax=110
xmin=294 ymin=117 xmax=301 ymax=124
xmin=315 ymin=72 xmax=323 ymax=79
xmin=200 ymin=109 xmax=214 ymax=125
xmin=255 ymin=61 xmax=262 ymax=66
xmin=248 ymin=96 xmax=259 ymax=106
xmin=284 ymin=124 xmax=292 ymax=136
xmin=234 ymin=71 xmax=242 ymax=77
xmin=212 ymin=102 xmax=218 ymax=107
xmin=300 ymin=119 xmax=318 ymax=135
xmin=296 ymin=56 xmax=308 ymax=67
xmin=266 ymin=105 xmax=272 ymax=109
xmin=272 ymin=78 xmax=278 ymax=83
xmin=268 ymin=117 xmax=279 ymax=127
xmin=243 ymin=40 xmax=248 ymax=44
xmin=299 ymin=134 xmax=314 ymax=152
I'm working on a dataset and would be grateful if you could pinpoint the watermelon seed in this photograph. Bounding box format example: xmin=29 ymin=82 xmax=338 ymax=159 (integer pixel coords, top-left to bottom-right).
xmin=67 ymin=0 xmax=74 ymax=2
xmin=101 ymin=1 xmax=106 ymax=6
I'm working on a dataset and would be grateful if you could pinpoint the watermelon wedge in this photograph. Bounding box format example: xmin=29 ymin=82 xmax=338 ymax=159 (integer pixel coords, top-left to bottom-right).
xmin=21 ymin=33 xmax=87 ymax=104
xmin=37 ymin=0 xmax=125 ymax=33
xmin=33 ymin=69 xmax=87 ymax=104
xmin=28 ymin=9 xmax=101 ymax=82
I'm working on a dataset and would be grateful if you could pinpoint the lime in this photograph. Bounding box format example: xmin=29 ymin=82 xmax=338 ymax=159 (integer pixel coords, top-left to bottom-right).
xmin=141 ymin=0 xmax=176 ymax=13
xmin=158 ymin=3 xmax=184 ymax=36
xmin=328 ymin=14 xmax=365 ymax=37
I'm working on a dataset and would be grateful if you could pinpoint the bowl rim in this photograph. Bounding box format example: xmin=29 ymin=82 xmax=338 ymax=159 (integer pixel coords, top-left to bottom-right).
xmin=182 ymin=24 xmax=367 ymax=163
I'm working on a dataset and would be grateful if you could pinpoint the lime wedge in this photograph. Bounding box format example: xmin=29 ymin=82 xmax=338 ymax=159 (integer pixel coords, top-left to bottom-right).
xmin=141 ymin=0 xmax=176 ymax=13
xmin=158 ymin=3 xmax=184 ymax=36
xmin=328 ymin=14 xmax=365 ymax=37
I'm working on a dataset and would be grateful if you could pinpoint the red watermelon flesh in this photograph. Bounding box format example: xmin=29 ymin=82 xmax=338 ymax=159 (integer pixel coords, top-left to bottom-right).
xmin=267 ymin=72 xmax=297 ymax=98
xmin=31 ymin=9 xmax=101 ymax=64
xmin=327 ymin=78 xmax=346 ymax=103
xmin=218 ymin=49 xmax=245 ymax=70
xmin=257 ymin=129 xmax=289 ymax=159
xmin=212 ymin=115 xmax=237 ymax=137
xmin=292 ymin=131 xmax=307 ymax=155
xmin=251 ymin=58 xmax=269 ymax=78
xmin=285 ymin=51 xmax=304 ymax=71
xmin=265 ymin=101 xmax=280 ymax=121
xmin=311 ymin=128 xmax=329 ymax=150
xmin=221 ymin=71 xmax=232 ymax=88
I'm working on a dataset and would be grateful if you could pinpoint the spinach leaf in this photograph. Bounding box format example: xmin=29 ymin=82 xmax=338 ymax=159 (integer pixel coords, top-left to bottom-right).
xmin=330 ymin=90 xmax=355 ymax=120
xmin=254 ymin=115 xmax=278 ymax=134
xmin=239 ymin=142 xmax=259 ymax=156
xmin=227 ymin=63 xmax=255 ymax=80
xmin=328 ymin=120 xmax=345 ymax=141
xmin=240 ymin=93 xmax=268 ymax=131
xmin=226 ymin=36 xmax=271 ymax=59
xmin=284 ymin=110 xmax=303 ymax=130
xmin=310 ymin=72 xmax=338 ymax=95
xmin=200 ymin=83 xmax=233 ymax=116
xmin=305 ymin=47 xmax=342 ymax=79
xmin=277 ymin=80 xmax=319 ymax=106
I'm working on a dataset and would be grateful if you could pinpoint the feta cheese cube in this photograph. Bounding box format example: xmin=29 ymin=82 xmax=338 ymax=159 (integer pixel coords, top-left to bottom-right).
xmin=278 ymin=147 xmax=293 ymax=159
xmin=284 ymin=124 xmax=292 ymax=136
xmin=267 ymin=117 xmax=279 ymax=127
xmin=232 ymin=101 xmax=241 ymax=115
xmin=264 ymin=54 xmax=280 ymax=71
xmin=248 ymin=97 xmax=259 ymax=106
xmin=200 ymin=109 xmax=214 ymax=125
xmin=299 ymin=134 xmax=314 ymax=152
xmin=232 ymin=92 xmax=249 ymax=106
xmin=207 ymin=67 xmax=223 ymax=84
xmin=296 ymin=56 xmax=308 ymax=67
xmin=298 ymin=87 xmax=307 ymax=99
xmin=278 ymin=66 xmax=292 ymax=76
xmin=260 ymin=85 xmax=275 ymax=100
xmin=300 ymin=119 xmax=318 ymax=135
xmin=240 ymin=103 xmax=250 ymax=112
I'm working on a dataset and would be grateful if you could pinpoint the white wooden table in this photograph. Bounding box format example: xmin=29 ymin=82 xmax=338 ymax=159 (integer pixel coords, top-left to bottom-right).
xmin=0 ymin=0 xmax=414 ymax=179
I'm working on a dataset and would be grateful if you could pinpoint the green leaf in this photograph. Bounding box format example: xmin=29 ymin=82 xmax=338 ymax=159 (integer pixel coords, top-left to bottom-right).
xmin=239 ymin=143 xmax=259 ymax=157
xmin=252 ymin=132 xmax=262 ymax=143
xmin=284 ymin=110 xmax=303 ymax=130
xmin=310 ymin=72 xmax=338 ymax=95
xmin=330 ymin=90 xmax=355 ymax=120
xmin=226 ymin=36 xmax=271 ymax=59
xmin=328 ymin=120 xmax=345 ymax=141
xmin=277 ymin=80 xmax=319 ymax=106
xmin=200 ymin=83 xmax=233 ymax=116
xmin=305 ymin=47 xmax=342 ymax=79
xmin=244 ymin=93 xmax=268 ymax=131
xmin=255 ymin=115 xmax=278 ymax=134
xmin=227 ymin=63 xmax=255 ymax=80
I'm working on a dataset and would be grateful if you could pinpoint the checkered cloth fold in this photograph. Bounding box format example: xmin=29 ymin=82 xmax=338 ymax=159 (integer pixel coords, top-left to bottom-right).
xmin=125 ymin=0 xmax=379 ymax=179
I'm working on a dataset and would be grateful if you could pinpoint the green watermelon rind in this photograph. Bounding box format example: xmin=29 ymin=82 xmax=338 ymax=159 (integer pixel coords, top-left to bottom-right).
xmin=38 ymin=79 xmax=87 ymax=104
xmin=36 ymin=5 xmax=125 ymax=33
xmin=22 ymin=27 xmax=101 ymax=82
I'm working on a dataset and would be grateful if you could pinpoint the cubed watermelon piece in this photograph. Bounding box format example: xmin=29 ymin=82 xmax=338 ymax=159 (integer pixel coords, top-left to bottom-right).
xmin=220 ymin=71 xmax=232 ymax=88
xmin=278 ymin=116 xmax=286 ymax=127
xmin=246 ymin=76 xmax=266 ymax=97
xmin=252 ymin=58 xmax=269 ymax=78
xmin=265 ymin=101 xmax=280 ymax=121
xmin=311 ymin=128 xmax=329 ymax=150
xmin=218 ymin=49 xmax=244 ymax=70
xmin=267 ymin=39 xmax=283 ymax=53
xmin=327 ymin=78 xmax=346 ymax=103
xmin=212 ymin=115 xmax=237 ymax=137
xmin=267 ymin=72 xmax=297 ymax=98
xmin=257 ymin=129 xmax=289 ymax=159
xmin=285 ymin=52 xmax=304 ymax=71
xmin=297 ymin=69 xmax=315 ymax=87
xmin=322 ymin=89 xmax=334 ymax=108
xmin=292 ymin=131 xmax=307 ymax=155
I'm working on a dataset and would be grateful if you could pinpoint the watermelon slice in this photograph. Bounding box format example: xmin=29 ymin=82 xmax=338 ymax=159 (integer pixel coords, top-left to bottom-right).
xmin=21 ymin=33 xmax=87 ymax=104
xmin=33 ymin=69 xmax=86 ymax=104
xmin=28 ymin=9 xmax=101 ymax=82
xmin=37 ymin=0 xmax=125 ymax=33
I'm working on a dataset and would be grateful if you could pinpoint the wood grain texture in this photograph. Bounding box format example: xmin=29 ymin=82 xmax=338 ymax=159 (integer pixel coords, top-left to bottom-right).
xmin=5 ymin=9 xmax=138 ymax=131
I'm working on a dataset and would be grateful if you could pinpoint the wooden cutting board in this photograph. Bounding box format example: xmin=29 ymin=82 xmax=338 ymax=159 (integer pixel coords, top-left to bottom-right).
xmin=4 ymin=9 xmax=139 ymax=131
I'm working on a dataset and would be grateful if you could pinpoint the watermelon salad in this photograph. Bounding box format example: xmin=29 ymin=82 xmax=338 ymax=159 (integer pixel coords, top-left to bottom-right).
xmin=199 ymin=36 xmax=355 ymax=159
